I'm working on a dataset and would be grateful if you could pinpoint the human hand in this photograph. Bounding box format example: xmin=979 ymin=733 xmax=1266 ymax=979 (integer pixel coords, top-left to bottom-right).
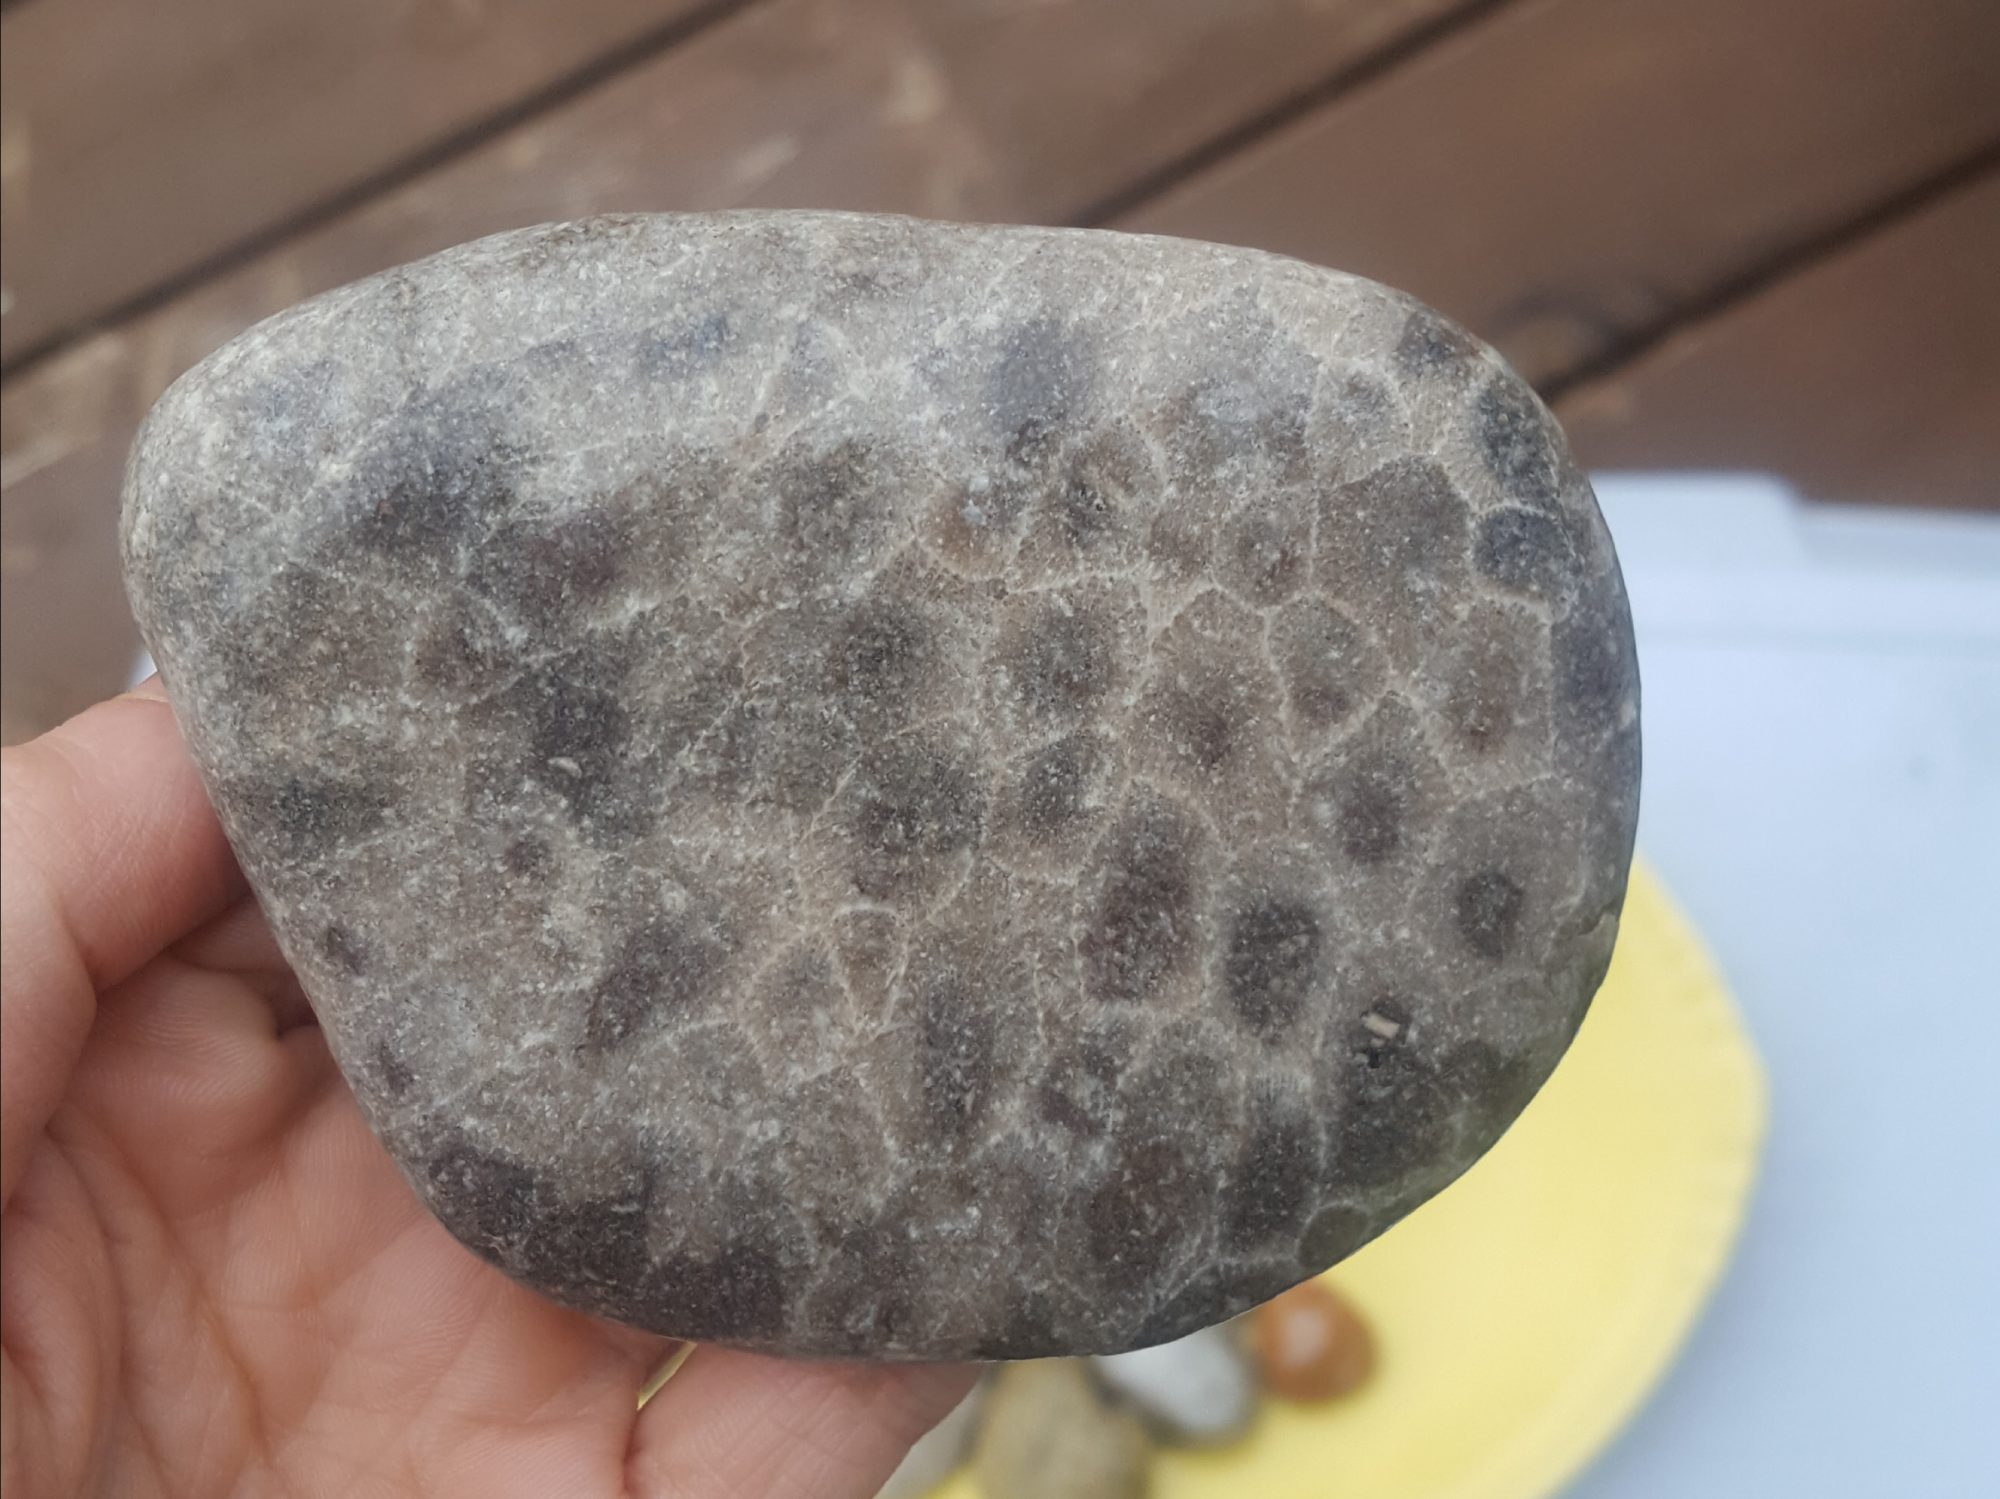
xmin=1 ymin=681 xmax=972 ymax=1498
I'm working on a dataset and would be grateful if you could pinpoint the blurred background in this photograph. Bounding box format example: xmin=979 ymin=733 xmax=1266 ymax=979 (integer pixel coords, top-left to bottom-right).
xmin=2 ymin=5 xmax=1997 ymax=1497
xmin=1 ymin=0 xmax=1996 ymax=740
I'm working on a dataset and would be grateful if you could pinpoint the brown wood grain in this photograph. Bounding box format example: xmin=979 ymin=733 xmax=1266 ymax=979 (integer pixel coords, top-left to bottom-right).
xmin=0 ymin=0 xmax=1476 ymax=739
xmin=1558 ymin=171 xmax=2000 ymax=509
xmin=1118 ymin=0 xmax=2000 ymax=387
xmin=0 ymin=0 xmax=723 ymax=366
xmin=0 ymin=0 xmax=1477 ymax=481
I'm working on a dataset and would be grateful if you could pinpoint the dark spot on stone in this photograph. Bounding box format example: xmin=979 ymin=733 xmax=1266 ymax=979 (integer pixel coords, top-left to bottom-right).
xmin=1474 ymin=506 xmax=1576 ymax=598
xmin=919 ymin=979 xmax=995 ymax=1139
xmin=1443 ymin=628 xmax=1529 ymax=752
xmin=1081 ymin=1035 xmax=1124 ymax=1087
xmin=724 ymin=696 xmax=856 ymax=815
xmin=1229 ymin=513 xmax=1307 ymax=603
xmin=1086 ymin=1137 xmax=1200 ymax=1286
xmin=321 ymin=922 xmax=366 ymax=974
xmin=1300 ymin=1204 xmax=1372 ymax=1268
xmin=653 ymin=1240 xmax=790 ymax=1342
xmin=350 ymin=461 xmax=494 ymax=559
xmin=1475 ymin=377 xmax=1562 ymax=511
xmin=220 ymin=565 xmax=358 ymax=696
xmin=1036 ymin=1083 xmax=1102 ymax=1138
xmin=1146 ymin=510 xmax=1212 ymax=580
xmin=1455 ymin=869 xmax=1525 ymax=960
xmin=760 ymin=948 xmax=843 ymax=1017
xmin=1273 ymin=601 xmax=1380 ymax=732
xmin=523 ymin=670 xmax=636 ymax=828
xmin=412 ymin=614 xmax=502 ymax=692
xmin=501 ymin=835 xmax=554 ymax=880
xmin=1395 ymin=307 xmax=1481 ymax=374
xmin=259 ymin=774 xmax=391 ymax=857
xmin=1337 ymin=768 xmax=1406 ymax=865
xmin=655 ymin=644 xmax=744 ymax=768
xmin=1012 ymin=733 xmax=1102 ymax=836
xmin=467 ymin=506 xmax=630 ymax=626
xmin=1320 ymin=458 xmax=1471 ymax=591
xmin=1553 ymin=606 xmax=1635 ymax=734
xmin=809 ymin=1219 xmax=922 ymax=1350
xmin=518 ymin=1178 xmax=658 ymax=1302
xmin=427 ymin=1137 xmax=536 ymax=1249
xmin=781 ymin=438 xmax=882 ymax=564
xmin=1060 ymin=472 xmax=1115 ymax=545
xmin=1331 ymin=1040 xmax=1447 ymax=1189
xmin=1298 ymin=679 xmax=1353 ymax=726
xmin=347 ymin=381 xmax=521 ymax=561
xmin=829 ymin=600 xmax=929 ymax=715
xmin=373 ymin=1042 xmax=415 ymax=1098
xmin=1081 ymin=803 xmax=1199 ymax=1004
xmin=638 ymin=311 xmax=731 ymax=379
xmin=849 ymin=741 xmax=985 ymax=895
xmin=1048 ymin=429 xmax=1147 ymax=548
xmin=1164 ymin=688 xmax=1237 ymax=770
xmin=1328 ymin=1008 xmax=1537 ymax=1191
xmin=1223 ymin=1108 xmax=1318 ymax=1249
xmin=1012 ymin=604 xmax=1113 ymax=718
xmin=989 ymin=316 xmax=1092 ymax=463
xmin=1224 ymin=900 xmax=1322 ymax=1036
xmin=584 ymin=913 xmax=723 ymax=1050
xmin=931 ymin=477 xmax=1034 ymax=569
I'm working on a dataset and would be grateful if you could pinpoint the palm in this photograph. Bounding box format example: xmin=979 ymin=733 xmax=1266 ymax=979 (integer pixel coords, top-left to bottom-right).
xmin=4 ymin=900 xmax=659 ymax=1497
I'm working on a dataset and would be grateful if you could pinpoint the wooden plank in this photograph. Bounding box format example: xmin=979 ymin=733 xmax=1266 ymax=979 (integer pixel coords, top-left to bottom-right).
xmin=0 ymin=433 xmax=134 ymax=743
xmin=1119 ymin=0 xmax=2000 ymax=387
xmin=0 ymin=0 xmax=721 ymax=366
xmin=1558 ymin=172 xmax=2000 ymax=510
xmin=0 ymin=0 xmax=1476 ymax=740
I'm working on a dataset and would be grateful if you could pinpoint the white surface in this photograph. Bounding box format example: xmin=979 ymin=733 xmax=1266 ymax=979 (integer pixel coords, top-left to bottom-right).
xmin=1566 ymin=475 xmax=2000 ymax=1498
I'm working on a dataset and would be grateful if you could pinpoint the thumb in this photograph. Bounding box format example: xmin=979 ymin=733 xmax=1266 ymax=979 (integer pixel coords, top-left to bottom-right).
xmin=0 ymin=681 xmax=243 ymax=1206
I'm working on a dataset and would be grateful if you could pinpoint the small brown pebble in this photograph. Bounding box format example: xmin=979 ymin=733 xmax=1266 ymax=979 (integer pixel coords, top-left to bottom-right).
xmin=1252 ymin=1280 xmax=1376 ymax=1402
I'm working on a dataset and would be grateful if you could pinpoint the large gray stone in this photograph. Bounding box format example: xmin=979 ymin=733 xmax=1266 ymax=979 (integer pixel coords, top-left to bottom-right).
xmin=121 ymin=213 xmax=1639 ymax=1359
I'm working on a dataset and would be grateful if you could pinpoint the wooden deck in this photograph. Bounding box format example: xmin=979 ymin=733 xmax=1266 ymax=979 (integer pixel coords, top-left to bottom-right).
xmin=3 ymin=0 xmax=1996 ymax=739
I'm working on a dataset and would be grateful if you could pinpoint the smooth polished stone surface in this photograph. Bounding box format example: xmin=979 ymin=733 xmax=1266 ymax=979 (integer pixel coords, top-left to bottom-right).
xmin=122 ymin=212 xmax=1639 ymax=1358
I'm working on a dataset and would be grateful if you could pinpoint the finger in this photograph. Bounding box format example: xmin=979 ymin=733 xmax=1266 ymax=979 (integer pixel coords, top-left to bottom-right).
xmin=0 ymin=681 xmax=243 ymax=1205
xmin=168 ymin=896 xmax=318 ymax=1032
xmin=627 ymin=1349 xmax=977 ymax=1499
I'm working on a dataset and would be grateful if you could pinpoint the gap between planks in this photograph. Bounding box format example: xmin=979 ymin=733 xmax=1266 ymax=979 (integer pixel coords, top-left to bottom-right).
xmin=1545 ymin=138 xmax=2000 ymax=403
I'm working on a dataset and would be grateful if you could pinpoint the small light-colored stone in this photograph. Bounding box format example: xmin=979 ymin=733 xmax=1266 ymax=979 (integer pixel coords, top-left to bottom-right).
xmin=122 ymin=212 xmax=1639 ymax=1359
xmin=1094 ymin=1323 xmax=1256 ymax=1445
xmin=973 ymin=1362 xmax=1152 ymax=1499
xmin=879 ymin=1380 xmax=987 ymax=1499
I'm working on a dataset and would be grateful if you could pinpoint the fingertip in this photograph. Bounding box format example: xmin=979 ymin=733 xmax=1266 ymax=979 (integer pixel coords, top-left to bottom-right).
xmin=2 ymin=685 xmax=242 ymax=993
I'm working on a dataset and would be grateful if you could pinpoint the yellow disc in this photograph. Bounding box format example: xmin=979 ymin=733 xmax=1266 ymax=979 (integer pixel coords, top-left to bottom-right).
xmin=931 ymin=860 xmax=1767 ymax=1499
